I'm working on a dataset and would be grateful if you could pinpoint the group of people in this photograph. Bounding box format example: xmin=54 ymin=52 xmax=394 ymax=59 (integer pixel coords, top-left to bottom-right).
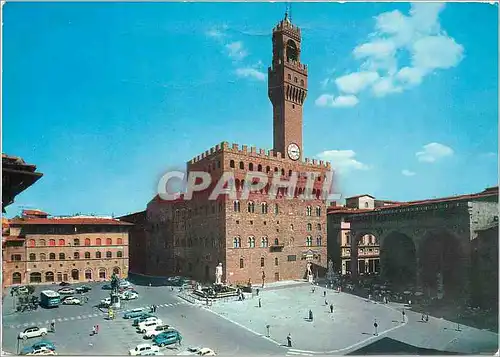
xmin=91 ymin=324 xmax=100 ymax=336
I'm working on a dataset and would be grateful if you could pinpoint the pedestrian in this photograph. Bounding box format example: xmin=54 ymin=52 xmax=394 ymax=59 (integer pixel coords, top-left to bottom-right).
xmin=95 ymin=324 xmax=99 ymax=334
xmin=256 ymin=288 xmax=260 ymax=297
xmin=324 ymin=299 xmax=328 ymax=306
xmin=368 ymin=294 xmax=372 ymax=300
xmin=309 ymin=309 xmax=313 ymax=321
xmin=287 ymin=333 xmax=292 ymax=348
xmin=373 ymin=320 xmax=378 ymax=336
xmin=330 ymin=304 xmax=334 ymax=313
xmin=323 ymin=291 xmax=326 ymax=297
xmin=402 ymin=310 xmax=406 ymax=322
xmin=421 ymin=313 xmax=425 ymax=322
xmin=91 ymin=326 xmax=96 ymax=336
xmin=258 ymin=298 xmax=262 ymax=308
xmin=425 ymin=314 xmax=429 ymax=322
xmin=50 ymin=321 xmax=55 ymax=332
xmin=154 ymin=305 xmax=157 ymax=313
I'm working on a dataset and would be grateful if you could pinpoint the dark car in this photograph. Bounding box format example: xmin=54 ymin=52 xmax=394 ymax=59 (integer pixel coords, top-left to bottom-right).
xmin=102 ymin=284 xmax=112 ymax=290
xmin=59 ymin=282 xmax=70 ymax=287
xmin=75 ymin=286 xmax=92 ymax=293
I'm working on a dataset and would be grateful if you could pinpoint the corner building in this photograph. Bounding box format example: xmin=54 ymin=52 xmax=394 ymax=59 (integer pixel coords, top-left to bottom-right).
xmin=144 ymin=15 xmax=331 ymax=285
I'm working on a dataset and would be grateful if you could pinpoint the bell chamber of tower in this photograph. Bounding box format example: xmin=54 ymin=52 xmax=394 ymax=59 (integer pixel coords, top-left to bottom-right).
xmin=268 ymin=14 xmax=308 ymax=162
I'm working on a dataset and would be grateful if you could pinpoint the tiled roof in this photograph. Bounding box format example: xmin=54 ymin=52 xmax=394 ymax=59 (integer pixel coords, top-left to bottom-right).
xmin=328 ymin=187 xmax=498 ymax=215
xmin=346 ymin=194 xmax=375 ymax=200
xmin=22 ymin=209 xmax=48 ymax=216
xmin=9 ymin=217 xmax=133 ymax=225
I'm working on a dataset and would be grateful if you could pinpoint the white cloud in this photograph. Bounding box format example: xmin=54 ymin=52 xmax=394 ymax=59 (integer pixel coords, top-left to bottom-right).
xmin=335 ymin=71 xmax=380 ymax=94
xmin=416 ymin=142 xmax=454 ymax=163
xmin=225 ymin=41 xmax=248 ymax=61
xmin=316 ymin=150 xmax=369 ymax=173
xmin=318 ymin=3 xmax=464 ymax=107
xmin=235 ymin=67 xmax=266 ymax=81
xmin=402 ymin=169 xmax=416 ymax=176
xmin=315 ymin=94 xmax=359 ymax=108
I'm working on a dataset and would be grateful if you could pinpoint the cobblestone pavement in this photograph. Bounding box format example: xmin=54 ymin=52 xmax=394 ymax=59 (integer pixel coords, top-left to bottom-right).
xmin=206 ymin=283 xmax=498 ymax=355
xmin=2 ymin=282 xmax=285 ymax=355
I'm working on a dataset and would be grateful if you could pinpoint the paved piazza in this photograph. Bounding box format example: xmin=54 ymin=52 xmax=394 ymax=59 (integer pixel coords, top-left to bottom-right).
xmin=2 ymin=280 xmax=498 ymax=355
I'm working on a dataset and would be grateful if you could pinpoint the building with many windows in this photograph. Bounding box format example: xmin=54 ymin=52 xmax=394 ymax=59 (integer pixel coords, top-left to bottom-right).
xmin=3 ymin=209 xmax=132 ymax=286
xmin=124 ymin=14 xmax=331 ymax=285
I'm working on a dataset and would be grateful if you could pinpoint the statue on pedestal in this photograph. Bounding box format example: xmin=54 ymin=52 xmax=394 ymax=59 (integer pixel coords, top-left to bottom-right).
xmin=215 ymin=263 xmax=223 ymax=285
xmin=306 ymin=262 xmax=313 ymax=283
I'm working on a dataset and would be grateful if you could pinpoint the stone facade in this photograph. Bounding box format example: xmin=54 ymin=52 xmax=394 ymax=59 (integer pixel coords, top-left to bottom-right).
xmin=3 ymin=211 xmax=132 ymax=287
xmin=130 ymin=15 xmax=331 ymax=285
xmin=118 ymin=211 xmax=148 ymax=275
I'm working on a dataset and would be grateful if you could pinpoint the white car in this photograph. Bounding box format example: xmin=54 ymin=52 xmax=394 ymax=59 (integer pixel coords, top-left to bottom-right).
xmin=120 ymin=291 xmax=139 ymax=300
xmin=17 ymin=286 xmax=29 ymax=295
xmin=178 ymin=348 xmax=216 ymax=356
xmin=144 ymin=325 xmax=172 ymax=339
xmin=137 ymin=319 xmax=163 ymax=334
xmin=62 ymin=297 xmax=82 ymax=305
xmin=129 ymin=344 xmax=160 ymax=356
xmin=119 ymin=280 xmax=131 ymax=288
xmin=27 ymin=347 xmax=57 ymax=356
xmin=100 ymin=297 xmax=112 ymax=306
xmin=18 ymin=327 xmax=48 ymax=340
xmin=58 ymin=288 xmax=75 ymax=295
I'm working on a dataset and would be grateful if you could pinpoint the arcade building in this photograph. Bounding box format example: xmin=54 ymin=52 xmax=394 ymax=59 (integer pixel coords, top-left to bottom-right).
xmin=123 ymin=14 xmax=331 ymax=285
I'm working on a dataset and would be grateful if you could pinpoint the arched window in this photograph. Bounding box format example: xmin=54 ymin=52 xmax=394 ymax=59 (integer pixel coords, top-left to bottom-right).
xmin=29 ymin=253 xmax=36 ymax=261
xmin=316 ymin=236 xmax=322 ymax=246
xmin=99 ymin=268 xmax=106 ymax=279
xmin=275 ymin=257 xmax=279 ymax=266
xmin=96 ymin=238 xmax=102 ymax=246
xmin=234 ymin=201 xmax=240 ymax=212
xmin=49 ymin=239 xmax=56 ymax=246
xmin=306 ymin=236 xmax=312 ymax=247
xmin=261 ymin=237 xmax=269 ymax=248
xmin=30 ymin=272 xmax=42 ymax=283
xmin=261 ymin=202 xmax=268 ymax=214
xmin=49 ymin=253 xmax=56 ymax=260
xmin=12 ymin=272 xmax=22 ymax=284
xmin=307 ymin=223 xmax=312 ymax=231
xmin=117 ymin=251 xmax=123 ymax=258
xmin=106 ymin=238 xmax=112 ymax=245
xmin=260 ymin=257 xmax=265 ymax=267
xmin=59 ymin=253 xmax=65 ymax=260
xmin=45 ymin=272 xmax=54 ymax=282
xmin=274 ymin=204 xmax=279 ymax=215
xmin=258 ymin=164 xmax=262 ymax=172
xmin=316 ymin=207 xmax=321 ymax=216
xmin=274 ymin=238 xmax=279 ymax=246
xmin=274 ymin=167 xmax=278 ymax=172
xmin=364 ymin=202 xmax=369 ymax=208
xmin=117 ymin=238 xmax=123 ymax=245
xmin=306 ymin=206 xmax=312 ymax=216
xmin=317 ymin=223 xmax=321 ymax=231
xmin=28 ymin=239 xmax=35 ymax=247
xmin=85 ymin=238 xmax=91 ymax=246
xmin=288 ymin=169 xmax=292 ymax=177
xmin=39 ymin=239 xmax=46 ymax=247
xmin=96 ymin=251 xmax=101 ymax=259
xmin=58 ymin=239 xmax=65 ymax=246
xmin=239 ymin=161 xmax=244 ymax=169
xmin=290 ymin=224 xmax=294 ymax=231
xmin=248 ymin=202 xmax=255 ymax=213
xmin=288 ymin=73 xmax=291 ymax=80
xmin=266 ymin=166 xmax=270 ymax=173
xmin=40 ymin=253 xmax=46 ymax=261
xmin=106 ymin=251 xmax=112 ymax=258
xmin=85 ymin=252 xmax=90 ymax=259
xmin=239 ymin=258 xmax=244 ymax=269
xmin=233 ymin=237 xmax=241 ymax=248
xmin=74 ymin=252 xmax=80 ymax=259
xmin=85 ymin=269 xmax=92 ymax=280
xmin=301 ymin=79 xmax=304 ymax=86
xmin=73 ymin=238 xmax=80 ymax=246
xmin=230 ymin=160 xmax=235 ymax=168
xmin=249 ymin=163 xmax=254 ymax=171
xmin=248 ymin=237 xmax=255 ymax=248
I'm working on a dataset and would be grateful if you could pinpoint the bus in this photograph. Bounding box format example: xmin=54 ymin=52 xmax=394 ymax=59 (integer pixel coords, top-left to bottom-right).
xmin=40 ymin=290 xmax=61 ymax=308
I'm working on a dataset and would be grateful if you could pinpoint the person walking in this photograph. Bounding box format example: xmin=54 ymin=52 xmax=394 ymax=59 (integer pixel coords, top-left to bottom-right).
xmin=324 ymin=299 xmax=328 ymax=306
xmin=50 ymin=322 xmax=55 ymax=333
xmin=287 ymin=333 xmax=292 ymax=348
xmin=91 ymin=326 xmax=96 ymax=336
xmin=258 ymin=298 xmax=262 ymax=308
xmin=402 ymin=310 xmax=406 ymax=323
xmin=330 ymin=304 xmax=334 ymax=314
xmin=95 ymin=324 xmax=99 ymax=334
xmin=323 ymin=291 xmax=326 ymax=297
xmin=309 ymin=309 xmax=313 ymax=321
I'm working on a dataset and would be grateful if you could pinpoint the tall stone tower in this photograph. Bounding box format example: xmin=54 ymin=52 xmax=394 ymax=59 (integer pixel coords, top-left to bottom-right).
xmin=268 ymin=13 xmax=308 ymax=162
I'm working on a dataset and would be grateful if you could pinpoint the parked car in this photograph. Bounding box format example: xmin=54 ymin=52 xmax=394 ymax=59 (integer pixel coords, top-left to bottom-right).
xmin=102 ymin=284 xmax=112 ymax=290
xmin=196 ymin=348 xmax=216 ymax=356
xmin=120 ymin=291 xmax=139 ymax=300
xmin=123 ymin=308 xmax=146 ymax=319
xmin=21 ymin=341 xmax=56 ymax=355
xmin=59 ymin=282 xmax=70 ymax=287
xmin=62 ymin=297 xmax=82 ymax=305
xmin=128 ymin=344 xmax=160 ymax=356
xmin=100 ymin=297 xmax=112 ymax=306
xmin=57 ymin=288 xmax=75 ymax=295
xmin=119 ymin=280 xmax=131 ymax=288
xmin=143 ymin=325 xmax=172 ymax=339
xmin=75 ymin=286 xmax=92 ymax=293
xmin=132 ymin=315 xmax=157 ymax=327
xmin=15 ymin=286 xmax=29 ymax=295
xmin=19 ymin=327 xmax=48 ymax=340
xmin=137 ymin=319 xmax=163 ymax=334
xmin=26 ymin=347 xmax=57 ymax=356
xmin=153 ymin=330 xmax=182 ymax=347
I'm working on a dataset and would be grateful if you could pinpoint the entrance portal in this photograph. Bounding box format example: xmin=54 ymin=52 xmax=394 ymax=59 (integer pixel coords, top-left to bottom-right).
xmin=381 ymin=232 xmax=416 ymax=287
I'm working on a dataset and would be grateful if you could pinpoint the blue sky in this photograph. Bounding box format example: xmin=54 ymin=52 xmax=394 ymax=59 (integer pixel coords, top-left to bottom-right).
xmin=3 ymin=2 xmax=498 ymax=217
